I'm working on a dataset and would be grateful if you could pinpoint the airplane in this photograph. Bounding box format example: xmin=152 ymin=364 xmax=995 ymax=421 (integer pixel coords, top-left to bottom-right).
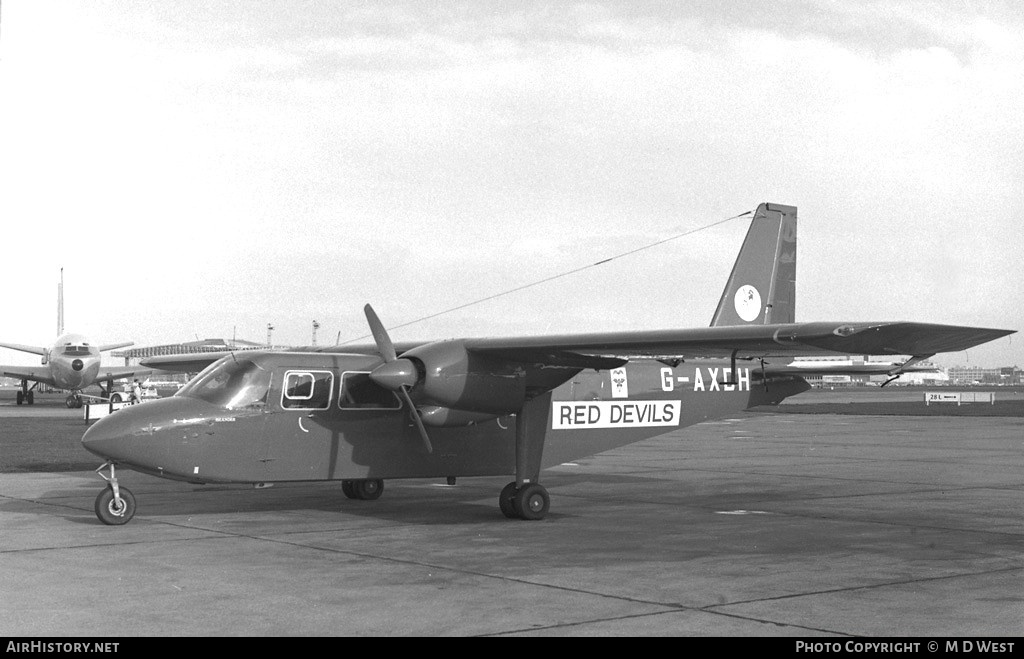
xmin=0 ymin=270 xmax=153 ymax=408
xmin=79 ymin=203 xmax=1014 ymax=525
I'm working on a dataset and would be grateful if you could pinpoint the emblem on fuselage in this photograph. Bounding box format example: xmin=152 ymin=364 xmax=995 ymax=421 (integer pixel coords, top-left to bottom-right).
xmin=610 ymin=367 xmax=628 ymax=398
xmin=734 ymin=284 xmax=762 ymax=322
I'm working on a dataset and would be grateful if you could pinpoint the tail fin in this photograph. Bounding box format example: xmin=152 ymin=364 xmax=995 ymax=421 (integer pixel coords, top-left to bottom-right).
xmin=57 ymin=268 xmax=65 ymax=336
xmin=710 ymin=202 xmax=797 ymax=326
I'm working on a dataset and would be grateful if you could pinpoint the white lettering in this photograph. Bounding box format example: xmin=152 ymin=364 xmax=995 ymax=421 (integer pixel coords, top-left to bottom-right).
xmin=660 ymin=367 xmax=673 ymax=392
xmin=552 ymin=401 xmax=682 ymax=430
xmin=795 ymin=641 xmax=841 ymax=652
xmin=691 ymin=367 xmax=751 ymax=393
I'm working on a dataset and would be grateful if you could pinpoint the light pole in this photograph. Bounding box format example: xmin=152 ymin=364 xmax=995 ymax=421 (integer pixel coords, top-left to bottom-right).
xmin=266 ymin=323 xmax=274 ymax=347
xmin=312 ymin=320 xmax=320 ymax=346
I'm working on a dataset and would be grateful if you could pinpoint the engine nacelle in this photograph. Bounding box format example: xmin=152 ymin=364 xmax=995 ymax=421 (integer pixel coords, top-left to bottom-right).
xmin=402 ymin=340 xmax=525 ymax=414
xmin=418 ymin=405 xmax=503 ymax=428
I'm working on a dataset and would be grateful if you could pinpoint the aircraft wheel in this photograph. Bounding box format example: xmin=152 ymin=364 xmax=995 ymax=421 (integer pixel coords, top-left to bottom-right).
xmin=27 ymin=391 xmax=34 ymax=405
xmin=16 ymin=391 xmax=23 ymax=405
xmin=341 ymin=480 xmax=357 ymax=499
xmin=66 ymin=395 xmax=76 ymax=408
xmin=354 ymin=479 xmax=384 ymax=500
xmin=94 ymin=486 xmax=136 ymax=525
xmin=513 ymin=484 xmax=549 ymax=521
xmin=110 ymin=393 xmax=122 ymax=403
xmin=498 ymin=482 xmax=519 ymax=519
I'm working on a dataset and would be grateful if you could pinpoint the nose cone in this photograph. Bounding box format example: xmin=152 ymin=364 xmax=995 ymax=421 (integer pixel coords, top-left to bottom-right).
xmin=82 ymin=398 xmax=201 ymax=464
xmin=82 ymin=406 xmax=142 ymax=461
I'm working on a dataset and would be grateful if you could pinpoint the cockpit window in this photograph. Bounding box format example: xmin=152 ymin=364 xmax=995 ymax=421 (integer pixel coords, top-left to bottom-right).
xmin=63 ymin=345 xmax=91 ymax=356
xmin=282 ymin=370 xmax=333 ymax=409
xmin=176 ymin=357 xmax=271 ymax=409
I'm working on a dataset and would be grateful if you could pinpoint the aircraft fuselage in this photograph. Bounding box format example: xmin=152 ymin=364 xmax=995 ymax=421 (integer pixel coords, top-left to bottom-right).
xmin=82 ymin=351 xmax=809 ymax=485
xmin=45 ymin=333 xmax=103 ymax=391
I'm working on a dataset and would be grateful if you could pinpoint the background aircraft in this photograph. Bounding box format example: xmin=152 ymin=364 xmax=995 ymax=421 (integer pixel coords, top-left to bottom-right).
xmin=82 ymin=203 xmax=1014 ymax=524
xmin=0 ymin=270 xmax=152 ymax=407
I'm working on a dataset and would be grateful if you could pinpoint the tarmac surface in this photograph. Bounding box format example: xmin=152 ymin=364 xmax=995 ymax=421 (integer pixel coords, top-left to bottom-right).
xmin=1 ymin=392 xmax=1022 ymax=637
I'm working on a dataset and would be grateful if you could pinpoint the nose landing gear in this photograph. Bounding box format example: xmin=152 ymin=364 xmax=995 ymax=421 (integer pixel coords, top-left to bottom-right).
xmin=93 ymin=462 xmax=136 ymax=525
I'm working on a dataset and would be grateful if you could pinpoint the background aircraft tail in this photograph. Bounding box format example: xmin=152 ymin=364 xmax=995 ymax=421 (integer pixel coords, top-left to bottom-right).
xmin=710 ymin=202 xmax=797 ymax=326
xmin=57 ymin=268 xmax=64 ymax=336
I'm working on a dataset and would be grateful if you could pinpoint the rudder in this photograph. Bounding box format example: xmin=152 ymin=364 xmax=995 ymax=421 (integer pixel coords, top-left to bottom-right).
xmin=710 ymin=203 xmax=796 ymax=326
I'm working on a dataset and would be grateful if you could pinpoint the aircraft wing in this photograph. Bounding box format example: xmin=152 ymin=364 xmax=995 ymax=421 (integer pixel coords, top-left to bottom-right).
xmin=140 ymin=321 xmax=1012 ymax=384
xmin=140 ymin=352 xmax=234 ymax=373
xmin=0 ymin=366 xmax=59 ymax=388
xmin=91 ymin=366 xmax=156 ymax=384
xmin=0 ymin=342 xmax=48 ymax=356
xmin=460 ymin=321 xmax=1014 ymax=363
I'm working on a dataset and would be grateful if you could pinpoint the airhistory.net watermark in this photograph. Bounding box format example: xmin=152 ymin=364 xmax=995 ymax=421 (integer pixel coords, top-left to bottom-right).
xmin=6 ymin=642 xmax=118 ymax=653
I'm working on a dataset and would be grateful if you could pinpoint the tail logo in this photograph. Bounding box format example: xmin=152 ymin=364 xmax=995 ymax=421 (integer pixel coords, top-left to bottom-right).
xmin=734 ymin=285 xmax=762 ymax=322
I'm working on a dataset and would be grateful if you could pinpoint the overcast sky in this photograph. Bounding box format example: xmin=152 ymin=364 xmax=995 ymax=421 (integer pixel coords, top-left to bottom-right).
xmin=1 ymin=0 xmax=1021 ymax=369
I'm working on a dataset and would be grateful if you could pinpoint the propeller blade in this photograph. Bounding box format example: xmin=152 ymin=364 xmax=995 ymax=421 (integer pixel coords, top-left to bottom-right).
xmin=363 ymin=304 xmax=397 ymax=362
xmin=364 ymin=303 xmax=431 ymax=453
xmin=398 ymin=386 xmax=433 ymax=454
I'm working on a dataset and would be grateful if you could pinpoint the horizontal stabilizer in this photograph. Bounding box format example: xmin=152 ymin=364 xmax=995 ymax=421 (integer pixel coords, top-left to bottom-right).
xmin=99 ymin=341 xmax=134 ymax=352
xmin=763 ymin=362 xmax=939 ymax=378
xmin=0 ymin=342 xmax=47 ymax=356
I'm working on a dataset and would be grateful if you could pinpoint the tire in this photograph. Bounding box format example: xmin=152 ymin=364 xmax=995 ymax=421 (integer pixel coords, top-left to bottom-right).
xmin=498 ymin=481 xmax=519 ymax=518
xmin=65 ymin=396 xmax=76 ymax=409
xmin=94 ymin=486 xmax=136 ymax=525
xmin=27 ymin=391 xmax=34 ymax=405
xmin=354 ymin=479 xmax=383 ymax=500
xmin=16 ymin=391 xmax=23 ymax=405
xmin=341 ymin=480 xmax=357 ymax=499
xmin=110 ymin=393 xmax=123 ymax=403
xmin=514 ymin=484 xmax=549 ymax=521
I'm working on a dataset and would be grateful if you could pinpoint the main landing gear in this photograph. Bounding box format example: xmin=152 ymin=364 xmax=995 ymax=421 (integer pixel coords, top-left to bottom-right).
xmin=342 ymin=478 xmax=384 ymax=500
xmin=93 ymin=462 xmax=136 ymax=525
xmin=65 ymin=392 xmax=84 ymax=409
xmin=16 ymin=380 xmax=36 ymax=405
xmin=498 ymin=482 xmax=551 ymax=520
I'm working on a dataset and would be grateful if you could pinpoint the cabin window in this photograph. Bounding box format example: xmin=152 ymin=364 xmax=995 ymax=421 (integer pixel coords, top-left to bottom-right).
xmin=281 ymin=370 xmax=333 ymax=410
xmin=338 ymin=371 xmax=402 ymax=410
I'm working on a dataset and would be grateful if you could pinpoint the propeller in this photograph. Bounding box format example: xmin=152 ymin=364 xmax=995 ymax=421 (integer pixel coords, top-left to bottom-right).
xmin=364 ymin=304 xmax=433 ymax=454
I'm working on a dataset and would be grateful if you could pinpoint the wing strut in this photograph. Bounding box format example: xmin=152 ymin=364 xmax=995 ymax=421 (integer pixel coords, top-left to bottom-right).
xmin=880 ymin=354 xmax=934 ymax=388
xmin=515 ymin=391 xmax=552 ymax=487
xmin=723 ymin=349 xmax=741 ymax=386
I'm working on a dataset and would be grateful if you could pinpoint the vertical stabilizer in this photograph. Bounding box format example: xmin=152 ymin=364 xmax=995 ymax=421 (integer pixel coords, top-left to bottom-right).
xmin=710 ymin=203 xmax=796 ymax=326
xmin=57 ymin=268 xmax=65 ymax=336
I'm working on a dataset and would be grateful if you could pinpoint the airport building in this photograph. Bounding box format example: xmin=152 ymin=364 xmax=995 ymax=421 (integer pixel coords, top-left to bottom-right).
xmin=946 ymin=365 xmax=1022 ymax=385
xmin=789 ymin=356 xmax=949 ymax=387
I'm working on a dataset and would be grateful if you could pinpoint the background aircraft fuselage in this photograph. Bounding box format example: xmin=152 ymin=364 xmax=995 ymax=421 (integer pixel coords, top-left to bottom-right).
xmin=42 ymin=333 xmax=104 ymax=391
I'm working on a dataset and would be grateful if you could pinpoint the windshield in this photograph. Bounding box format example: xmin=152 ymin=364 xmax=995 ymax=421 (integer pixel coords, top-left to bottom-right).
xmin=176 ymin=357 xmax=271 ymax=409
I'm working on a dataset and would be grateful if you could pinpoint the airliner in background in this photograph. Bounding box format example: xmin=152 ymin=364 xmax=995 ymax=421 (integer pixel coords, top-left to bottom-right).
xmin=0 ymin=270 xmax=152 ymax=408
